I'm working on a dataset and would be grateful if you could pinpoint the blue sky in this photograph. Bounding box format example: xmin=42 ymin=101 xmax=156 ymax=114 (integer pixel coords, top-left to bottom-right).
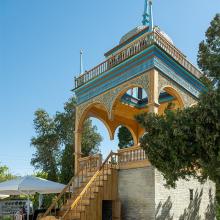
xmin=0 ymin=0 xmax=219 ymax=176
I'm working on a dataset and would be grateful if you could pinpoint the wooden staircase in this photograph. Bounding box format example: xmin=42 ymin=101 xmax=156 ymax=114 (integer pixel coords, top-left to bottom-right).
xmin=40 ymin=152 xmax=119 ymax=220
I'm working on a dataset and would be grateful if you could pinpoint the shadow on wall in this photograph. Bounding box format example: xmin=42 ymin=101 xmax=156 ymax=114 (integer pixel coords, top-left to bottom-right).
xmin=155 ymin=189 xmax=215 ymax=220
xmin=179 ymin=189 xmax=203 ymax=220
xmin=155 ymin=196 xmax=174 ymax=220
xmin=205 ymin=189 xmax=215 ymax=220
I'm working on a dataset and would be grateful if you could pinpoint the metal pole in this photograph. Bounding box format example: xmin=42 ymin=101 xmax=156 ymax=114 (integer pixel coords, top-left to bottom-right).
xmin=38 ymin=194 xmax=43 ymax=209
xmin=80 ymin=49 xmax=84 ymax=75
xmin=27 ymin=194 xmax=30 ymax=220
xmin=149 ymin=0 xmax=154 ymax=32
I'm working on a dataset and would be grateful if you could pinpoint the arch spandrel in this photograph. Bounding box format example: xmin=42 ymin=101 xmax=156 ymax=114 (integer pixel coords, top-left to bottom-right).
xmin=158 ymin=73 xmax=198 ymax=108
xmin=76 ymin=101 xmax=109 ymax=130
xmin=160 ymin=85 xmax=185 ymax=109
xmin=76 ymin=72 xmax=150 ymax=127
xmin=75 ymin=101 xmax=115 ymax=140
xmin=109 ymin=73 xmax=150 ymax=119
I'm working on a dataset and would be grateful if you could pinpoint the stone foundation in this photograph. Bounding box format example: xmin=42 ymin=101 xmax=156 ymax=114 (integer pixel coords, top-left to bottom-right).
xmin=118 ymin=166 xmax=215 ymax=220
xmin=118 ymin=166 xmax=155 ymax=220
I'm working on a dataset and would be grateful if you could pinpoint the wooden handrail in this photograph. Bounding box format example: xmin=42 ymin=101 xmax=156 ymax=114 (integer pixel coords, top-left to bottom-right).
xmin=43 ymin=172 xmax=79 ymax=217
xmin=74 ymin=32 xmax=152 ymax=88
xmin=42 ymin=155 xmax=99 ymax=217
xmin=118 ymin=146 xmax=147 ymax=164
xmin=118 ymin=145 xmax=140 ymax=153
xmin=78 ymin=154 xmax=102 ymax=172
xmin=153 ymin=30 xmax=202 ymax=78
xmin=78 ymin=154 xmax=101 ymax=162
xmin=72 ymin=152 xmax=113 ymax=208
xmin=61 ymin=151 xmax=116 ymax=219
xmin=43 ymin=147 xmax=148 ymax=219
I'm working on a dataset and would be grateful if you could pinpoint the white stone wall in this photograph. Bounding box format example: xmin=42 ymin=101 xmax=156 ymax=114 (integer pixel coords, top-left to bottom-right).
xmin=117 ymin=167 xmax=215 ymax=220
xmin=155 ymin=169 xmax=216 ymax=220
xmin=118 ymin=166 xmax=155 ymax=220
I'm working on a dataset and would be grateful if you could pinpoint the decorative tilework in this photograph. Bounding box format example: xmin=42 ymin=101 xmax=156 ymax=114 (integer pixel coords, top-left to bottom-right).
xmin=75 ymin=47 xmax=204 ymax=106
xmin=158 ymin=74 xmax=197 ymax=107
xmin=154 ymin=57 xmax=201 ymax=98
xmin=76 ymin=58 xmax=153 ymax=105
xmin=76 ymin=73 xmax=150 ymax=129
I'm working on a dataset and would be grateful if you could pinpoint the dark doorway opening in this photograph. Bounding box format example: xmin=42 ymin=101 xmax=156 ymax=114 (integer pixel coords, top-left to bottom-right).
xmin=102 ymin=200 xmax=112 ymax=220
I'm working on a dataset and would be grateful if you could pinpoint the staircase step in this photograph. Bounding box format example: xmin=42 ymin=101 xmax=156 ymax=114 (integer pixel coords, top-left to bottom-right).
xmin=80 ymin=170 xmax=97 ymax=176
xmin=58 ymin=210 xmax=81 ymax=220
xmin=97 ymin=174 xmax=108 ymax=181
xmin=102 ymin=169 xmax=112 ymax=175
xmin=90 ymin=186 xmax=100 ymax=193
xmin=80 ymin=168 xmax=111 ymax=177
xmin=62 ymin=198 xmax=90 ymax=210
xmin=42 ymin=152 xmax=117 ymax=220
xmin=79 ymin=198 xmax=90 ymax=206
xmin=67 ymin=191 xmax=96 ymax=204
xmin=60 ymin=204 xmax=86 ymax=212
xmin=77 ymin=170 xmax=111 ymax=186
xmin=80 ymin=174 xmax=107 ymax=183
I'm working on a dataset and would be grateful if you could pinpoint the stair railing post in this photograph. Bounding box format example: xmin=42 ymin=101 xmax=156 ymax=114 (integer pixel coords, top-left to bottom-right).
xmin=80 ymin=164 xmax=84 ymax=185
xmin=85 ymin=159 xmax=88 ymax=183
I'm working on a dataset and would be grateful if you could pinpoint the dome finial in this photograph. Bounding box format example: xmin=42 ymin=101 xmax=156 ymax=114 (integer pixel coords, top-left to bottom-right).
xmin=142 ymin=0 xmax=154 ymax=32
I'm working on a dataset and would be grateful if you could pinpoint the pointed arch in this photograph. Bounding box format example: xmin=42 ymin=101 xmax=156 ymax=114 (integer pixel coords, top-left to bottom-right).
xmin=159 ymin=85 xmax=185 ymax=109
xmin=113 ymin=124 xmax=138 ymax=146
xmin=110 ymin=84 xmax=149 ymax=119
xmin=76 ymin=102 xmax=114 ymax=140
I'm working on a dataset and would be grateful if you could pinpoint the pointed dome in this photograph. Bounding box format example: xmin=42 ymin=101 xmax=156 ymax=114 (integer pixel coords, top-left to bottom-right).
xmin=155 ymin=27 xmax=174 ymax=44
xmin=120 ymin=26 xmax=146 ymax=44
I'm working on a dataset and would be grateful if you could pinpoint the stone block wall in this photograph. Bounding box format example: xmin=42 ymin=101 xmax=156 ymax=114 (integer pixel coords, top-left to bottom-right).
xmin=155 ymin=169 xmax=216 ymax=220
xmin=118 ymin=166 xmax=155 ymax=220
xmin=118 ymin=166 xmax=215 ymax=220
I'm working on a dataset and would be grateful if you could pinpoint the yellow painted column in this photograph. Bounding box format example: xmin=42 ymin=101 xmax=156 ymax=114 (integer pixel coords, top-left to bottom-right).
xmin=148 ymin=69 xmax=160 ymax=114
xmin=133 ymin=127 xmax=139 ymax=146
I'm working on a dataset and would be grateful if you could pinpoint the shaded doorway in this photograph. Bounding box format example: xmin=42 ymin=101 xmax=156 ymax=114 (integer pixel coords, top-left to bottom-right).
xmin=102 ymin=200 xmax=112 ymax=220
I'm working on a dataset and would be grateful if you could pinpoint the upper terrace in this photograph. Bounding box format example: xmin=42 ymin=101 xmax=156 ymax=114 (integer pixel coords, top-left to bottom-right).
xmin=74 ymin=28 xmax=203 ymax=90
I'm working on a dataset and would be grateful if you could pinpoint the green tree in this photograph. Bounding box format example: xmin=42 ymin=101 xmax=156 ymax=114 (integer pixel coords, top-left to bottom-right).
xmin=136 ymin=89 xmax=220 ymax=215
xmin=59 ymin=120 xmax=102 ymax=184
xmin=136 ymin=13 xmax=220 ymax=215
xmin=0 ymin=164 xmax=14 ymax=182
xmin=81 ymin=119 xmax=102 ymax=156
xmin=117 ymin=126 xmax=134 ymax=149
xmin=54 ymin=97 xmax=76 ymax=183
xmin=31 ymin=97 xmax=102 ymax=184
xmin=55 ymin=97 xmax=102 ymax=183
xmin=198 ymin=14 xmax=220 ymax=79
xmin=31 ymin=110 xmax=59 ymax=181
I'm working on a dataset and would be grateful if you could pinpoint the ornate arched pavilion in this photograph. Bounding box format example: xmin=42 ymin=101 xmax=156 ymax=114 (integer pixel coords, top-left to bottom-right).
xmin=42 ymin=1 xmax=214 ymax=220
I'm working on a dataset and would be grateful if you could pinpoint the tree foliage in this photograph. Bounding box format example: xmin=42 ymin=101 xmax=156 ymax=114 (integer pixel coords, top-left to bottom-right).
xmin=198 ymin=14 xmax=220 ymax=80
xmin=0 ymin=164 xmax=15 ymax=182
xmin=31 ymin=97 xmax=102 ymax=184
xmin=136 ymin=13 xmax=220 ymax=198
xmin=31 ymin=110 xmax=59 ymax=181
xmin=81 ymin=120 xmax=102 ymax=156
xmin=117 ymin=126 xmax=134 ymax=149
xmin=136 ymin=93 xmax=220 ymax=185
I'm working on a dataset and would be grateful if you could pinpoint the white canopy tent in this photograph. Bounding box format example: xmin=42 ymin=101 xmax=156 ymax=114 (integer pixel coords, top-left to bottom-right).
xmin=0 ymin=176 xmax=66 ymax=220
xmin=0 ymin=194 xmax=9 ymax=199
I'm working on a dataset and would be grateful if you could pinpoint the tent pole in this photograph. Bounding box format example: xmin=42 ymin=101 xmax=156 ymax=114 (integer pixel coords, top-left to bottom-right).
xmin=39 ymin=194 xmax=43 ymax=209
xmin=27 ymin=194 xmax=30 ymax=220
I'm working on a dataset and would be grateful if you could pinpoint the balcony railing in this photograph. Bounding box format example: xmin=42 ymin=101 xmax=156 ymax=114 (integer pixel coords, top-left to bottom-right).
xmin=78 ymin=154 xmax=102 ymax=171
xmin=118 ymin=145 xmax=147 ymax=163
xmin=74 ymin=29 xmax=202 ymax=89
